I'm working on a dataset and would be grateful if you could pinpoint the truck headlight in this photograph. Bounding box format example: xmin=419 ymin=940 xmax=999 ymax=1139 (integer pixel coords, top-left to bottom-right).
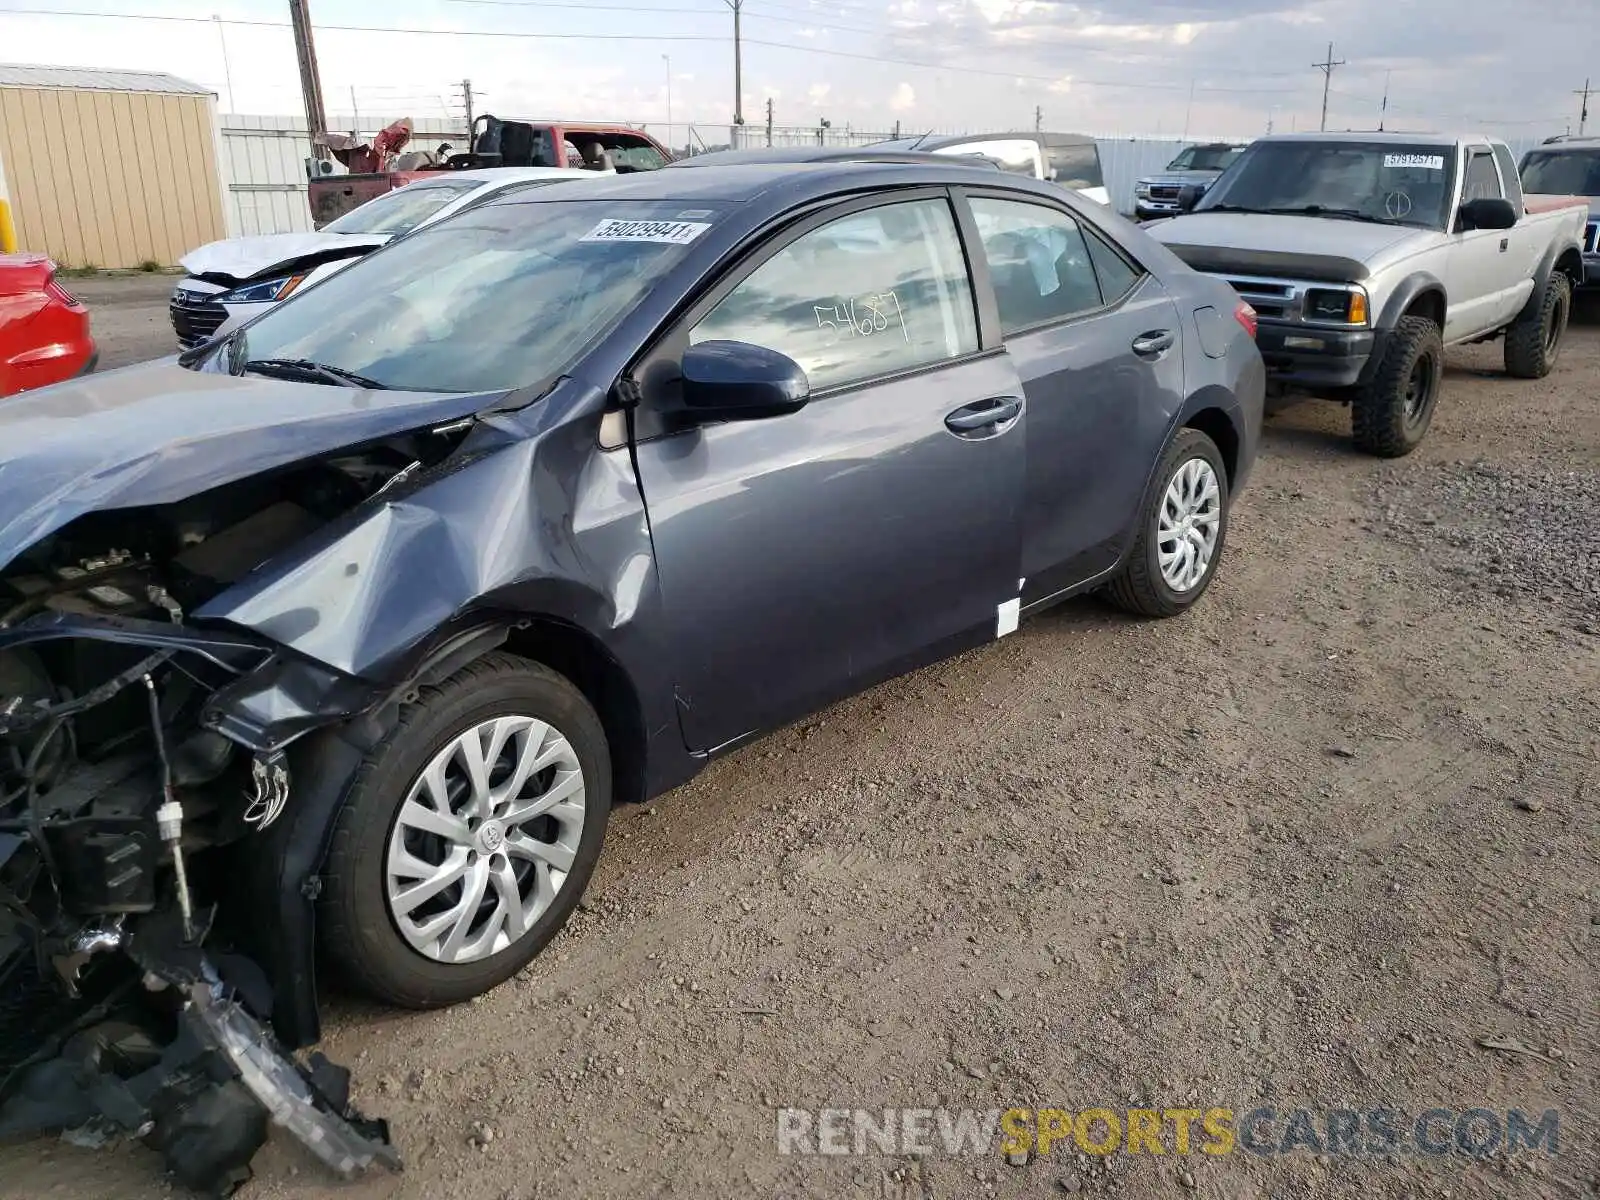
xmin=1304 ymin=287 xmax=1368 ymax=325
xmin=218 ymin=273 xmax=307 ymax=305
xmin=1135 ymin=184 xmax=1152 ymax=198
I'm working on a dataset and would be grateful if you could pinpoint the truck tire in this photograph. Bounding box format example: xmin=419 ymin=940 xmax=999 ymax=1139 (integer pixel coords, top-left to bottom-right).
xmin=1351 ymin=315 xmax=1442 ymax=458
xmin=1504 ymin=272 xmax=1571 ymax=380
xmin=1101 ymin=427 xmax=1229 ymax=618
xmin=320 ymin=653 xmax=611 ymax=1009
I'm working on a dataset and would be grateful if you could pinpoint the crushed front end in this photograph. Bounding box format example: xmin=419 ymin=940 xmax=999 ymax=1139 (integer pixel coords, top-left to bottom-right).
xmin=0 ymin=514 xmax=402 ymax=1192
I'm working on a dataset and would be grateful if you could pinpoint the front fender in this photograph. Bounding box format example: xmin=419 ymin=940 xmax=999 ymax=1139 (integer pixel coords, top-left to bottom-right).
xmin=1374 ymin=270 xmax=1447 ymax=331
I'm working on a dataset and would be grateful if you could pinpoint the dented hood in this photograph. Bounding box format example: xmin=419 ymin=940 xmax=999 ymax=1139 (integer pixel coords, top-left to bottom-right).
xmin=0 ymin=359 xmax=500 ymax=570
xmin=179 ymin=232 xmax=392 ymax=282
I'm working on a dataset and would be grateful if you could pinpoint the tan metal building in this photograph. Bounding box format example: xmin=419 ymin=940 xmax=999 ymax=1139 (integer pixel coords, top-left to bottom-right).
xmin=0 ymin=65 xmax=230 ymax=268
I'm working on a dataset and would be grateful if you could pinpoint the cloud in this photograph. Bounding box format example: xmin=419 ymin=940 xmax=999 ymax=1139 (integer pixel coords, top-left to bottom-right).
xmin=890 ymin=82 xmax=916 ymax=112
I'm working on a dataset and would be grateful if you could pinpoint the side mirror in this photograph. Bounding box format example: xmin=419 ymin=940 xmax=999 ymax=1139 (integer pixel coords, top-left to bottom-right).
xmin=1177 ymin=184 xmax=1203 ymax=213
xmin=680 ymin=340 xmax=809 ymax=421
xmin=1459 ymin=196 xmax=1517 ymax=230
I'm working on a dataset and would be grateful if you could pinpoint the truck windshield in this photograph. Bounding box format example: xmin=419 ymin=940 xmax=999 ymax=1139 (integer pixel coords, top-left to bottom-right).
xmin=324 ymin=180 xmax=480 ymax=235
xmin=1519 ymin=149 xmax=1600 ymax=196
xmin=1167 ymin=146 xmax=1242 ymax=171
xmin=221 ymin=200 xmax=724 ymax=393
xmin=1197 ymin=141 xmax=1458 ymax=229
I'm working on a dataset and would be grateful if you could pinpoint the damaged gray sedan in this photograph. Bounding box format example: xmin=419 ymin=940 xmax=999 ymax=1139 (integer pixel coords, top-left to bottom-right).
xmin=1 ymin=162 xmax=1261 ymax=1189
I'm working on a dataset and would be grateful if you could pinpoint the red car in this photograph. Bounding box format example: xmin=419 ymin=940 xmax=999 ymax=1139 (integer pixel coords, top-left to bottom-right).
xmin=0 ymin=253 xmax=96 ymax=397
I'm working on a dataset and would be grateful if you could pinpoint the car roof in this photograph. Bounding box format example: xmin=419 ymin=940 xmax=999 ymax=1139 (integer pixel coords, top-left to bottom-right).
xmin=1532 ymin=136 xmax=1600 ymax=149
xmin=493 ymin=159 xmax=1050 ymax=207
xmin=662 ymin=146 xmax=999 ymax=170
xmin=1249 ymin=131 xmax=1486 ymax=145
xmin=415 ymin=166 xmax=597 ymax=186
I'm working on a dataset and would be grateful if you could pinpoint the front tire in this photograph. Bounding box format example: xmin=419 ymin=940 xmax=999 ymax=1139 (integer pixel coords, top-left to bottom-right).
xmin=1351 ymin=314 xmax=1442 ymax=458
xmin=1102 ymin=427 xmax=1229 ymax=618
xmin=320 ymin=653 xmax=611 ymax=1009
xmin=1504 ymin=272 xmax=1571 ymax=380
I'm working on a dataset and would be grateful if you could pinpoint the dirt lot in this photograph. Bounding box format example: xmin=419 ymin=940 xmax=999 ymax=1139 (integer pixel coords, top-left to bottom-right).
xmin=3 ymin=282 xmax=1596 ymax=1200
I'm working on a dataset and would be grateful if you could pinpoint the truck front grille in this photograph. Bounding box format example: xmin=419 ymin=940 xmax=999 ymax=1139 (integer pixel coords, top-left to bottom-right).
xmin=1224 ymin=277 xmax=1295 ymax=320
xmin=1148 ymin=185 xmax=1181 ymax=202
xmin=1586 ymin=221 xmax=1599 ymax=253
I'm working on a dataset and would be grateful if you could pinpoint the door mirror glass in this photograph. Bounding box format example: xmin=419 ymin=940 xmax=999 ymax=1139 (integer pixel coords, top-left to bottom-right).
xmin=680 ymin=340 xmax=809 ymax=421
xmin=1459 ymin=196 xmax=1517 ymax=230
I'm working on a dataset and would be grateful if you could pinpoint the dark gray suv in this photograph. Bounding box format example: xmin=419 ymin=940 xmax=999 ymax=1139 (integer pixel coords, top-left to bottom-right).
xmin=0 ymin=163 xmax=1263 ymax=1067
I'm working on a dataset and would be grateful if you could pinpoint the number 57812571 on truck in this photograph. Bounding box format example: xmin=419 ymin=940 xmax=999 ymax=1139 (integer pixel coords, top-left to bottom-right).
xmin=1145 ymin=133 xmax=1589 ymax=456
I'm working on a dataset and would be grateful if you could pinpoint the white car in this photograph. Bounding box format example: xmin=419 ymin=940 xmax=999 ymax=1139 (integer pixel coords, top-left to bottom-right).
xmin=169 ymin=167 xmax=606 ymax=348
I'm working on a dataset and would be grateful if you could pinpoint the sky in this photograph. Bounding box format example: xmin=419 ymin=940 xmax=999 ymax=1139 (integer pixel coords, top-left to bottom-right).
xmin=0 ymin=0 xmax=1595 ymax=145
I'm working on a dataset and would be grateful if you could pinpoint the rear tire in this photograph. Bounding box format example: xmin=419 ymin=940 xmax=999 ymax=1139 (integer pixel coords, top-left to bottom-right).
xmin=320 ymin=653 xmax=611 ymax=1009
xmin=1351 ymin=315 xmax=1442 ymax=458
xmin=1504 ymin=272 xmax=1571 ymax=379
xmin=1102 ymin=427 xmax=1229 ymax=618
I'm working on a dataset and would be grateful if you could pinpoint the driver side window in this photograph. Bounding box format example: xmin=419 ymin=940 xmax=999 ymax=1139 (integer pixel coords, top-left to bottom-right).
xmin=1463 ymin=149 xmax=1504 ymax=202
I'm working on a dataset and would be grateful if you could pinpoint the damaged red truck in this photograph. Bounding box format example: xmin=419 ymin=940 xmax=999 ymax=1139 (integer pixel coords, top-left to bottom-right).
xmin=309 ymin=113 xmax=672 ymax=227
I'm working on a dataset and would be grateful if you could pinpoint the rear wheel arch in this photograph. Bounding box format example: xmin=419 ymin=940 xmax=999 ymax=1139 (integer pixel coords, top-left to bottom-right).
xmin=1180 ymin=405 xmax=1239 ymax=488
xmin=1555 ymin=247 xmax=1584 ymax=287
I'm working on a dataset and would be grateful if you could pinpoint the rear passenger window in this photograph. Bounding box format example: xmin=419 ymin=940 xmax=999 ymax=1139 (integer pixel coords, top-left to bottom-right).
xmin=690 ymin=199 xmax=978 ymax=392
xmin=969 ymin=197 xmax=1103 ymax=333
xmin=1083 ymin=229 xmax=1142 ymax=305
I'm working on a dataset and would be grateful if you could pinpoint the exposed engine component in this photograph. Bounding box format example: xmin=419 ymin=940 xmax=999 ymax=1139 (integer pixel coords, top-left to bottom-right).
xmin=0 ymin=431 xmax=464 ymax=1191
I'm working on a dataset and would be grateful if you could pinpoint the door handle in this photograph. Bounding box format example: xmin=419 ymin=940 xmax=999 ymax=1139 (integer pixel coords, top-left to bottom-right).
xmin=1132 ymin=329 xmax=1176 ymax=357
xmin=944 ymin=396 xmax=1022 ymax=436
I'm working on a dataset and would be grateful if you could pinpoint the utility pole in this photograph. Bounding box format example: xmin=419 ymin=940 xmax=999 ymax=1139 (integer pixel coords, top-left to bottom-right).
xmin=724 ymin=0 xmax=744 ymax=128
xmin=350 ymin=85 xmax=360 ymax=137
xmin=1313 ymin=42 xmax=1344 ymax=132
xmin=765 ymin=96 xmax=773 ymax=147
xmin=1577 ymin=78 xmax=1593 ymax=136
xmin=1181 ymin=78 xmax=1195 ymax=141
xmin=461 ymin=79 xmax=474 ymax=135
xmin=212 ymin=15 xmax=235 ymax=114
xmin=287 ymin=0 xmax=329 ymax=159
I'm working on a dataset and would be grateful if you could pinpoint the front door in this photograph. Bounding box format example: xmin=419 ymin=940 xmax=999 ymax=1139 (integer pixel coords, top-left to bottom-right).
xmin=1446 ymin=145 xmax=1531 ymax=338
xmin=963 ymin=193 xmax=1186 ymax=604
xmin=631 ymin=194 xmax=1027 ymax=752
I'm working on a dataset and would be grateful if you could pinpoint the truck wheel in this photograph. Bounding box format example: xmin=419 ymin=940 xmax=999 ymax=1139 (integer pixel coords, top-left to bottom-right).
xmin=1102 ymin=427 xmax=1229 ymax=618
xmin=320 ymin=653 xmax=611 ymax=1009
xmin=1351 ymin=315 xmax=1442 ymax=458
xmin=1503 ymin=272 xmax=1571 ymax=380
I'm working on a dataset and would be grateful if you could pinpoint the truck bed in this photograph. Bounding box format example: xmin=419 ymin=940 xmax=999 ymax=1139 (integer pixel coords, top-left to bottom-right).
xmin=1523 ymin=193 xmax=1590 ymax=216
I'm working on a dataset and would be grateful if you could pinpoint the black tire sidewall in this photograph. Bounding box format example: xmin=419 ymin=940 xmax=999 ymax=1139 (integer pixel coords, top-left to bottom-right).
xmin=1355 ymin=316 xmax=1442 ymax=456
xmin=322 ymin=656 xmax=611 ymax=1007
xmin=1139 ymin=430 xmax=1231 ymax=612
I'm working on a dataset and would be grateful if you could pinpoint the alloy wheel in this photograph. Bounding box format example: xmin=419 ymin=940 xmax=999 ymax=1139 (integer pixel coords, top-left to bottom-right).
xmin=385 ymin=715 xmax=586 ymax=964
xmin=1156 ymin=457 xmax=1222 ymax=593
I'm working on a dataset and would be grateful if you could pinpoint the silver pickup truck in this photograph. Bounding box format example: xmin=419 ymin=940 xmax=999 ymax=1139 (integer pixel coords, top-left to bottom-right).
xmin=1146 ymin=133 xmax=1589 ymax=456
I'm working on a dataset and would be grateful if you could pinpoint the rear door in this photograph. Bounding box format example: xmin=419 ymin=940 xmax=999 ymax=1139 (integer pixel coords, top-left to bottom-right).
xmin=960 ymin=191 xmax=1185 ymax=605
xmin=630 ymin=191 xmax=1027 ymax=752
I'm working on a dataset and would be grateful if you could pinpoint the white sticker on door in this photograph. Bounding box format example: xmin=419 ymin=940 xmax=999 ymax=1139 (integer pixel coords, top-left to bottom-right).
xmin=580 ymin=218 xmax=711 ymax=245
xmin=996 ymin=598 xmax=1020 ymax=638
xmin=1382 ymin=154 xmax=1444 ymax=170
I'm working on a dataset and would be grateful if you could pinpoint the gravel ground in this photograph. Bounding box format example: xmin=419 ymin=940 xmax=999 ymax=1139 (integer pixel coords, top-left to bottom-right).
xmin=3 ymin=282 xmax=1597 ymax=1200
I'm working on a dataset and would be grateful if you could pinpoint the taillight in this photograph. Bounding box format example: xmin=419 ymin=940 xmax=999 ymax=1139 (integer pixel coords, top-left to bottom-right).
xmin=45 ymin=273 xmax=82 ymax=308
xmin=1233 ymin=300 xmax=1258 ymax=339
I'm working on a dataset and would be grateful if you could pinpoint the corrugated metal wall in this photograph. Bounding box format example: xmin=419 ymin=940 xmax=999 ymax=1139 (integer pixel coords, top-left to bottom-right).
xmin=221 ymin=115 xmax=468 ymax=236
xmin=0 ymin=86 xmax=227 ymax=268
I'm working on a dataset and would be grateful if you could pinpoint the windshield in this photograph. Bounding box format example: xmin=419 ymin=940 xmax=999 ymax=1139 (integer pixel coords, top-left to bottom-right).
xmin=221 ymin=200 xmax=723 ymax=393
xmin=1519 ymin=149 xmax=1600 ymax=197
xmin=1197 ymin=140 xmax=1458 ymax=229
xmin=1168 ymin=146 xmax=1243 ymax=172
xmin=323 ymin=180 xmax=479 ymax=235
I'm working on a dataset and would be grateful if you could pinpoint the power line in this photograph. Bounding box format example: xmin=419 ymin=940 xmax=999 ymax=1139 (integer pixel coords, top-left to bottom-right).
xmin=0 ymin=6 xmax=1319 ymax=94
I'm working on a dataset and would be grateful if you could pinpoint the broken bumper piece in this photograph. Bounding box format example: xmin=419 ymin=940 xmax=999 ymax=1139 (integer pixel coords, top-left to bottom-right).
xmin=0 ymin=918 xmax=399 ymax=1196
